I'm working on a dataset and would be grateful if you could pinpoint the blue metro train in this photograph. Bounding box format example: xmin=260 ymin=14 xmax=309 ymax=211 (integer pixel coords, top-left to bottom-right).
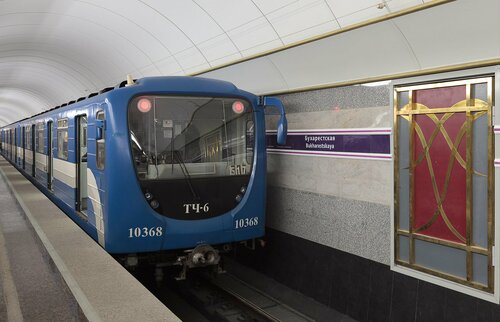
xmin=0 ymin=76 xmax=287 ymax=276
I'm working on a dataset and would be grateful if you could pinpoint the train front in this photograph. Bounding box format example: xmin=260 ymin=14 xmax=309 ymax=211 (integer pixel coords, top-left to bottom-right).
xmin=122 ymin=90 xmax=267 ymax=272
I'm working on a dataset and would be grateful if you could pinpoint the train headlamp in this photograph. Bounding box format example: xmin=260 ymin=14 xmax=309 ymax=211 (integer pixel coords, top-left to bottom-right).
xmin=150 ymin=200 xmax=160 ymax=209
xmin=232 ymin=101 xmax=245 ymax=114
xmin=137 ymin=98 xmax=152 ymax=113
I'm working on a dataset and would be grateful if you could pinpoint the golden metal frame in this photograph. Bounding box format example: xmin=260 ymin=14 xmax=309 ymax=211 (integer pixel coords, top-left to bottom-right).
xmin=394 ymin=77 xmax=495 ymax=292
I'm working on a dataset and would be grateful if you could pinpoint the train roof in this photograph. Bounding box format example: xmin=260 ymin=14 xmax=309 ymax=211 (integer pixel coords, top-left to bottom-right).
xmin=0 ymin=76 xmax=256 ymax=129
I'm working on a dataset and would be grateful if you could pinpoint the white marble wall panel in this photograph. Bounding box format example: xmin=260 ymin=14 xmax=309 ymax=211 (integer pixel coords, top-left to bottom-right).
xmin=267 ymin=105 xmax=391 ymax=131
xmin=268 ymin=155 xmax=391 ymax=206
xmin=265 ymin=84 xmax=393 ymax=264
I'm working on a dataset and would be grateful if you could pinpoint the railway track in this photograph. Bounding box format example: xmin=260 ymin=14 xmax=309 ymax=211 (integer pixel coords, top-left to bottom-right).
xmin=175 ymin=271 xmax=314 ymax=322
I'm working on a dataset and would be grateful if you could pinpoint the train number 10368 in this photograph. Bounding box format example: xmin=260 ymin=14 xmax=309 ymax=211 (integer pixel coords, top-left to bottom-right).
xmin=234 ymin=217 xmax=259 ymax=229
xmin=128 ymin=227 xmax=163 ymax=238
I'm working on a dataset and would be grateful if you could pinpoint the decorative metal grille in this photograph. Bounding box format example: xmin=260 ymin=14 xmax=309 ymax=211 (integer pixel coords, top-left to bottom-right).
xmin=394 ymin=77 xmax=494 ymax=292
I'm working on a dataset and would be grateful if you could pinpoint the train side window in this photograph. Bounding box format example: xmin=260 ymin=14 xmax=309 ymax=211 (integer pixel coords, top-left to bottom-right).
xmin=37 ymin=122 xmax=44 ymax=154
xmin=23 ymin=126 xmax=30 ymax=149
xmin=25 ymin=126 xmax=29 ymax=150
xmin=96 ymin=111 xmax=105 ymax=170
xmin=83 ymin=125 xmax=87 ymax=148
xmin=57 ymin=118 xmax=69 ymax=160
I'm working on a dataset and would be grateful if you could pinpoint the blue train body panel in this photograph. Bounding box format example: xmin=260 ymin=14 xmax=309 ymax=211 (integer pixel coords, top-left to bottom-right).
xmin=0 ymin=76 xmax=285 ymax=258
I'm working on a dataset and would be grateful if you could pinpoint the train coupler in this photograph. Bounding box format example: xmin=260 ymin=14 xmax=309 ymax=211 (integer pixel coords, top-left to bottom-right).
xmin=174 ymin=244 xmax=222 ymax=280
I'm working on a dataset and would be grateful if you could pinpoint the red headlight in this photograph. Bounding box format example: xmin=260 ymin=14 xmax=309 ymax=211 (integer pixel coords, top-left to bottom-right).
xmin=232 ymin=101 xmax=245 ymax=114
xmin=137 ymin=98 xmax=152 ymax=113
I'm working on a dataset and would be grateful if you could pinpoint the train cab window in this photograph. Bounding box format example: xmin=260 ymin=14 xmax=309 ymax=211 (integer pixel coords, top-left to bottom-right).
xmin=37 ymin=123 xmax=44 ymax=154
xmin=246 ymin=120 xmax=254 ymax=164
xmin=96 ymin=111 xmax=105 ymax=170
xmin=57 ymin=118 xmax=69 ymax=160
xmin=128 ymin=96 xmax=255 ymax=180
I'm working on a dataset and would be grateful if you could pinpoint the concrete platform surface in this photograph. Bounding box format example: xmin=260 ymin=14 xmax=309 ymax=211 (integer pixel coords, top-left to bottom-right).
xmin=0 ymin=157 xmax=180 ymax=322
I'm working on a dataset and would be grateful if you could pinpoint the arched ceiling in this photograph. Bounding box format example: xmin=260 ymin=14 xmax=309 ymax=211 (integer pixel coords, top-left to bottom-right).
xmin=0 ymin=0 xmax=491 ymax=127
xmin=202 ymin=0 xmax=500 ymax=94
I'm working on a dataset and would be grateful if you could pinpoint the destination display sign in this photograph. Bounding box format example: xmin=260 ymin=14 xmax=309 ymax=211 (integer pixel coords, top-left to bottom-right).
xmin=266 ymin=128 xmax=391 ymax=160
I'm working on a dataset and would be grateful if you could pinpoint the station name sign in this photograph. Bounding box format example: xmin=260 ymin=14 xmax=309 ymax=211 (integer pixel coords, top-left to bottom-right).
xmin=266 ymin=128 xmax=391 ymax=160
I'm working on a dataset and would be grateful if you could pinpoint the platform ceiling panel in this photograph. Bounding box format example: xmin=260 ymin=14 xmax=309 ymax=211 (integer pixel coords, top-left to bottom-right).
xmin=0 ymin=0 xmax=476 ymax=126
xmin=201 ymin=0 xmax=500 ymax=94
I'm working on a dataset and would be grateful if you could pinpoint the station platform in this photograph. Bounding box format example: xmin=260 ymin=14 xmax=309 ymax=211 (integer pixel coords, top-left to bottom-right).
xmin=0 ymin=157 xmax=180 ymax=322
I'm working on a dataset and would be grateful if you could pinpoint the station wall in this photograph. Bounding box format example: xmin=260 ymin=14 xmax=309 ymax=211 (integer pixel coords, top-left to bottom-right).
xmin=202 ymin=1 xmax=500 ymax=319
xmin=266 ymin=84 xmax=393 ymax=265
xmin=231 ymin=68 xmax=500 ymax=321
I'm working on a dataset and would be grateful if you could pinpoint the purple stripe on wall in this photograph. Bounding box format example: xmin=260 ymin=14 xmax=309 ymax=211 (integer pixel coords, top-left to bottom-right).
xmin=268 ymin=129 xmax=391 ymax=134
xmin=268 ymin=149 xmax=392 ymax=160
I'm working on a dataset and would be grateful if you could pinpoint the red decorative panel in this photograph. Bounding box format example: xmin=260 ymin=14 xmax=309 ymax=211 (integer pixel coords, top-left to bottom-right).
xmin=413 ymin=85 xmax=466 ymax=108
xmin=412 ymin=86 xmax=467 ymax=244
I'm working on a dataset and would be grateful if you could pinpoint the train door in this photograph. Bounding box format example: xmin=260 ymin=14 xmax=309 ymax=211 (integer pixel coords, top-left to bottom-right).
xmin=7 ymin=130 xmax=10 ymax=159
xmin=22 ymin=126 xmax=25 ymax=169
xmin=9 ymin=130 xmax=11 ymax=159
xmin=11 ymin=129 xmax=13 ymax=160
xmin=14 ymin=128 xmax=18 ymax=164
xmin=31 ymin=124 xmax=36 ymax=176
xmin=76 ymin=115 xmax=88 ymax=213
xmin=47 ymin=121 xmax=54 ymax=190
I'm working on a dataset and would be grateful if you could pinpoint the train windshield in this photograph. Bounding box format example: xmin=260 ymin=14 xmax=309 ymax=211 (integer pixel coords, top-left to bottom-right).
xmin=128 ymin=96 xmax=255 ymax=181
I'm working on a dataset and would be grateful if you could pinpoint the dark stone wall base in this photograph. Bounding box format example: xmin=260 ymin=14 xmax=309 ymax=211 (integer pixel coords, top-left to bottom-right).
xmin=230 ymin=228 xmax=500 ymax=322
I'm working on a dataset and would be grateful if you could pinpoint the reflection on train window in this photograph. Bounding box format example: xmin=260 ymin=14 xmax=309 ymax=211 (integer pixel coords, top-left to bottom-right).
xmin=10 ymin=129 xmax=13 ymax=157
xmin=57 ymin=118 xmax=68 ymax=160
xmin=128 ymin=96 xmax=255 ymax=180
xmin=82 ymin=125 xmax=87 ymax=148
xmin=96 ymin=111 xmax=105 ymax=170
xmin=31 ymin=126 xmax=35 ymax=151
xmin=37 ymin=122 xmax=44 ymax=154
xmin=14 ymin=128 xmax=17 ymax=161
xmin=25 ymin=126 xmax=29 ymax=150
xmin=246 ymin=120 xmax=254 ymax=164
xmin=25 ymin=126 xmax=30 ymax=150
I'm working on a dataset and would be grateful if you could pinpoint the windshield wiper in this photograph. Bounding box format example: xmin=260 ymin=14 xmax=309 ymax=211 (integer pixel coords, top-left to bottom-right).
xmin=173 ymin=150 xmax=199 ymax=200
